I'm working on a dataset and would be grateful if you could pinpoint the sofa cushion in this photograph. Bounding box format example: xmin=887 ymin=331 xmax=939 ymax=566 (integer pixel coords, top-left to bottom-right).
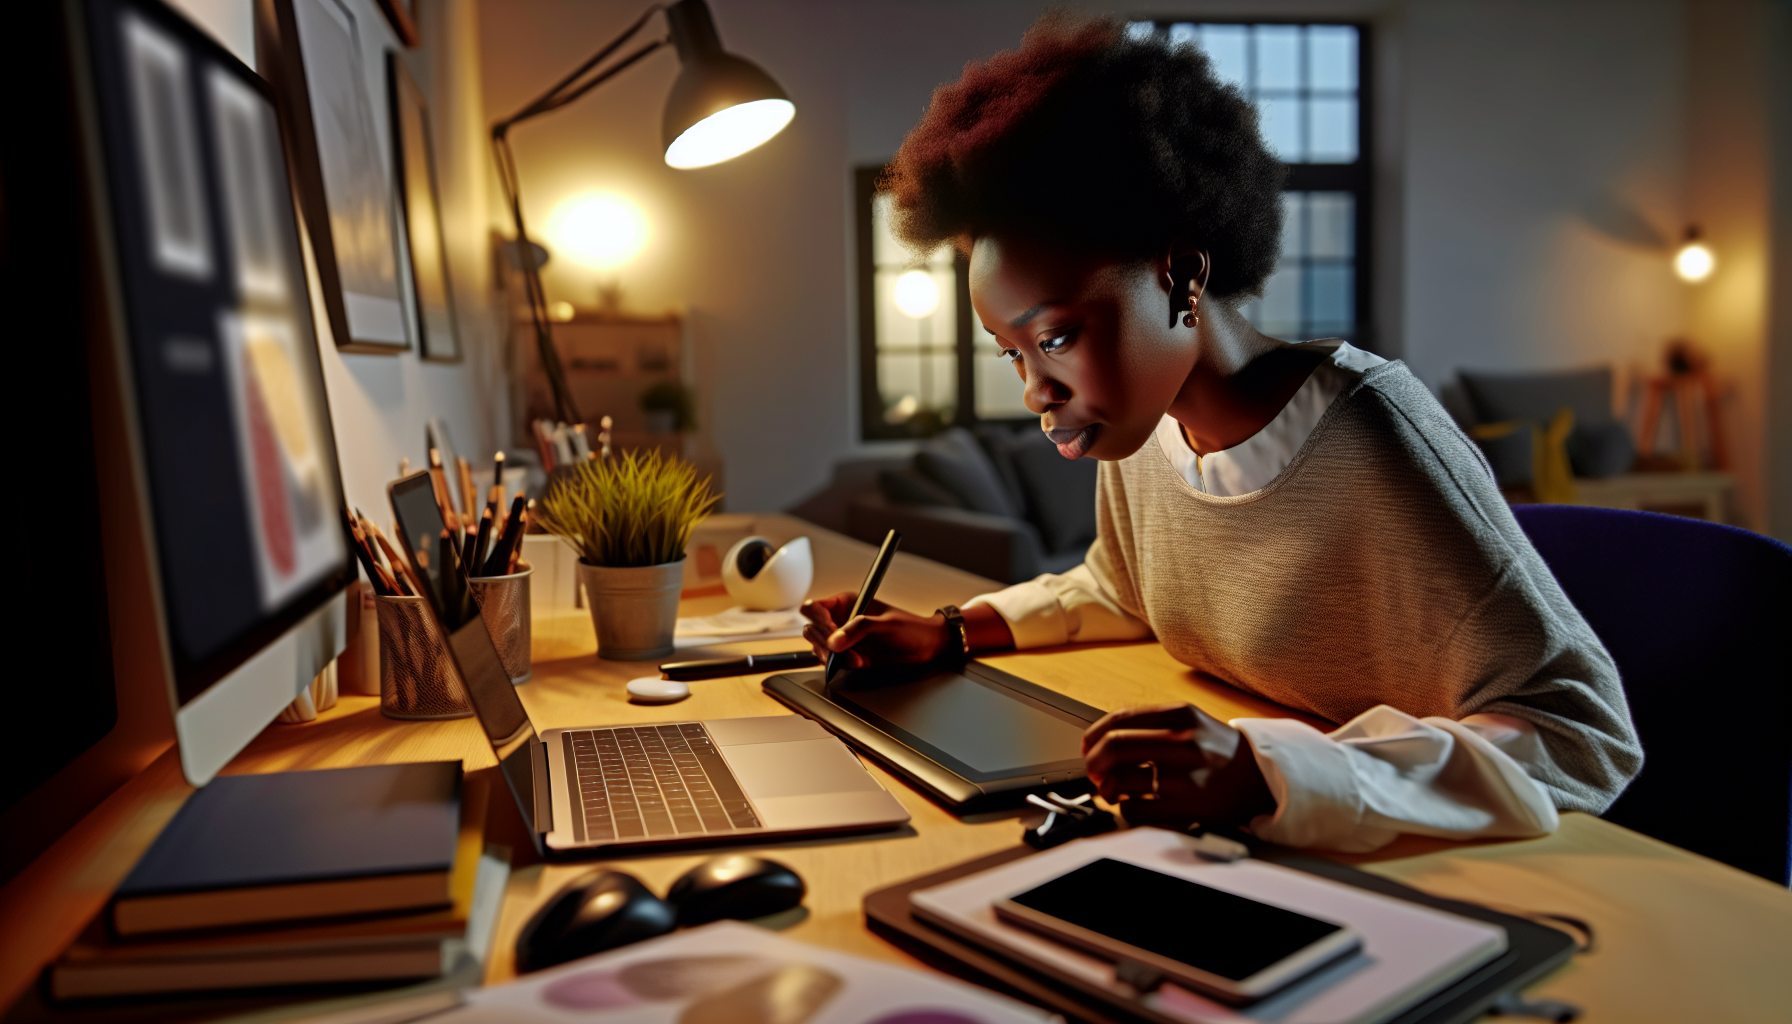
xmin=1005 ymin=432 xmax=1100 ymax=554
xmin=878 ymin=466 xmax=966 ymax=508
xmin=1459 ymin=368 xmax=1635 ymax=484
xmin=914 ymin=427 xmax=1020 ymax=518
xmin=974 ymin=423 xmax=1032 ymax=521
xmin=1566 ymin=419 xmax=1637 ymax=479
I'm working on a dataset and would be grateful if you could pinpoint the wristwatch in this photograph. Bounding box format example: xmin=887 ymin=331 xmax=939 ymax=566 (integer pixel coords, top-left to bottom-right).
xmin=936 ymin=604 xmax=970 ymax=665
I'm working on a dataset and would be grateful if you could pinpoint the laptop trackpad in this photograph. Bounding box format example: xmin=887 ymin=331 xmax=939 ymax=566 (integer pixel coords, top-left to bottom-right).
xmin=724 ymin=738 xmax=884 ymax=799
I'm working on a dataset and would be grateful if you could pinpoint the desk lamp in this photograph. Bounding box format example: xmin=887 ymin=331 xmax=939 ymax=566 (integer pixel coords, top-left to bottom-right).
xmin=493 ymin=0 xmax=795 ymax=424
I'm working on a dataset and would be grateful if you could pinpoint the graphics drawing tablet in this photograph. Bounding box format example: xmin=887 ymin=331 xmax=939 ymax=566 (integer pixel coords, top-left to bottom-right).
xmin=763 ymin=662 xmax=1102 ymax=810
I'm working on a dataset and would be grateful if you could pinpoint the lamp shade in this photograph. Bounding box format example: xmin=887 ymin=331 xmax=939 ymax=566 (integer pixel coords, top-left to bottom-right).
xmin=661 ymin=0 xmax=794 ymax=168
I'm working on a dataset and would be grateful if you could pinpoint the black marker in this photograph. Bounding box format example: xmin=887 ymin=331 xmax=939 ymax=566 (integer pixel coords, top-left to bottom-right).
xmin=658 ymin=651 xmax=820 ymax=681
xmin=825 ymin=529 xmax=901 ymax=683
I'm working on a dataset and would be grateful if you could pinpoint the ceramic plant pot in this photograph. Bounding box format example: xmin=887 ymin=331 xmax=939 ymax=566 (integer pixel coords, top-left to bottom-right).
xmin=578 ymin=560 xmax=683 ymax=661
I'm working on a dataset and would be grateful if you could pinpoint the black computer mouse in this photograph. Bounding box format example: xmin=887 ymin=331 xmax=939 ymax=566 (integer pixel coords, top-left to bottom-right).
xmin=514 ymin=870 xmax=677 ymax=972
xmin=666 ymin=854 xmax=806 ymax=925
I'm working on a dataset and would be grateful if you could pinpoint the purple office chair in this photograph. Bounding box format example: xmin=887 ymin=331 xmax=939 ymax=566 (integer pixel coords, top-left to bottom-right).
xmin=1512 ymin=505 xmax=1792 ymax=885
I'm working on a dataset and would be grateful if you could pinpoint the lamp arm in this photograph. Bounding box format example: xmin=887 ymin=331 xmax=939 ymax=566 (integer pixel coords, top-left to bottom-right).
xmin=508 ymin=38 xmax=669 ymax=131
xmin=489 ymin=3 xmax=671 ymax=428
xmin=493 ymin=3 xmax=666 ymax=137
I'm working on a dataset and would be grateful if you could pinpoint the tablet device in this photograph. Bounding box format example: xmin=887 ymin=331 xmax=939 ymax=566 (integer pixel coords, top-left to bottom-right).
xmin=763 ymin=662 xmax=1102 ymax=809
xmin=994 ymin=857 xmax=1362 ymax=1003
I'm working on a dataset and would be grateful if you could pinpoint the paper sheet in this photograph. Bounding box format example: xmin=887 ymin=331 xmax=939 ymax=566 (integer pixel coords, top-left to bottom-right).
xmin=433 ymin=920 xmax=1054 ymax=1024
xmin=673 ymin=607 xmax=804 ymax=649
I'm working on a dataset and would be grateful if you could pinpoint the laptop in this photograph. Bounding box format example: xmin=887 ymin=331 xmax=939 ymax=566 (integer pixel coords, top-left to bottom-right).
xmin=387 ymin=472 xmax=910 ymax=855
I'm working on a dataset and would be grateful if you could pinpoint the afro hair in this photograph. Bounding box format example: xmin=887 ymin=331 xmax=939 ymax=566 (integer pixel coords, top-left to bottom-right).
xmin=882 ymin=13 xmax=1285 ymax=299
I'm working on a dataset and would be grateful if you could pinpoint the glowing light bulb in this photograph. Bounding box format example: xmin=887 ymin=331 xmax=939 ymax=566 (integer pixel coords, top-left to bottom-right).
xmin=665 ymin=99 xmax=795 ymax=169
xmin=548 ymin=301 xmax=575 ymax=322
xmin=1674 ymin=241 xmax=1714 ymax=282
xmin=894 ymin=269 xmax=940 ymax=319
xmin=548 ymin=194 xmax=647 ymax=269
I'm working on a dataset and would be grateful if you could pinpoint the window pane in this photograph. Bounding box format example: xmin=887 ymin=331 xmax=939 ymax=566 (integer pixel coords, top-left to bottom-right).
xmin=1167 ymin=22 xmax=1198 ymax=48
xmin=1309 ymin=264 xmax=1353 ymax=335
xmin=1279 ymin=192 xmax=1305 ymax=259
xmin=972 ymin=320 xmax=1030 ymax=419
xmin=1308 ymin=26 xmax=1357 ymax=91
xmin=1307 ymin=97 xmax=1357 ymax=163
xmin=1307 ymin=192 xmax=1353 ymax=259
xmin=874 ymin=253 xmax=956 ymax=429
xmin=1254 ymin=25 xmax=1301 ymax=91
xmin=1258 ymin=264 xmax=1304 ymax=338
xmin=1256 ymin=96 xmax=1301 ymax=162
xmin=1125 ymin=21 xmax=1155 ymax=41
xmin=1197 ymin=24 xmax=1248 ymax=88
xmin=876 ymin=352 xmax=956 ymax=426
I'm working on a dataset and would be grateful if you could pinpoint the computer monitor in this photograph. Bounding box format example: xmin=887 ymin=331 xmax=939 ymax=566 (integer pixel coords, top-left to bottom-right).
xmin=10 ymin=0 xmax=354 ymax=795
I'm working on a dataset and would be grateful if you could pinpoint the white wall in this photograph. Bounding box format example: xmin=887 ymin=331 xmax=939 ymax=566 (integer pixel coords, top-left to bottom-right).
xmin=468 ymin=0 xmax=1781 ymax=526
xmin=168 ymin=0 xmax=503 ymax=520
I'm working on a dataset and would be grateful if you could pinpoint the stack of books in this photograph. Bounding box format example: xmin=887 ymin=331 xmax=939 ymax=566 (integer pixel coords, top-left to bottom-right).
xmin=50 ymin=762 xmax=508 ymax=1001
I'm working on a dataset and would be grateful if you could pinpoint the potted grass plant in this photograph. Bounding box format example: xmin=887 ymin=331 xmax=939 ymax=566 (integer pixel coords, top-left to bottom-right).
xmin=534 ymin=449 xmax=719 ymax=660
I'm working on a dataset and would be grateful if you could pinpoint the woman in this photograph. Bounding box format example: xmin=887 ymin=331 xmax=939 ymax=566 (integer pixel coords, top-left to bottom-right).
xmin=802 ymin=14 xmax=1641 ymax=852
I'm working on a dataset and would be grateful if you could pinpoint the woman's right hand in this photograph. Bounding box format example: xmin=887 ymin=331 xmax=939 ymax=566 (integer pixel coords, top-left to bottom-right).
xmin=800 ymin=592 xmax=947 ymax=671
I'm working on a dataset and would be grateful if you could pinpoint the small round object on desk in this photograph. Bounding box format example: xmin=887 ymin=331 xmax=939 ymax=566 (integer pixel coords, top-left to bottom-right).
xmin=626 ymin=677 xmax=690 ymax=704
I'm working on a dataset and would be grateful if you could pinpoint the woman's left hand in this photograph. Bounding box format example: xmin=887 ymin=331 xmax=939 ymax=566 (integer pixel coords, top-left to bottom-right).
xmin=1082 ymin=703 xmax=1277 ymax=830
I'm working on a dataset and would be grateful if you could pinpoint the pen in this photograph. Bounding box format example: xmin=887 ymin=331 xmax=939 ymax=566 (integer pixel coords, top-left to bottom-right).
xmin=471 ymin=505 xmax=494 ymax=576
xmin=658 ymin=651 xmax=821 ymax=681
xmin=482 ymin=494 xmax=528 ymax=577
xmin=824 ymin=529 xmax=901 ymax=683
xmin=507 ymin=500 xmax=533 ymax=574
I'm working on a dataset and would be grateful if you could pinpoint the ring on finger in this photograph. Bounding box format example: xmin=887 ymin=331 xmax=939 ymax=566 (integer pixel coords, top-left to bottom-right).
xmin=1115 ymin=760 xmax=1159 ymax=802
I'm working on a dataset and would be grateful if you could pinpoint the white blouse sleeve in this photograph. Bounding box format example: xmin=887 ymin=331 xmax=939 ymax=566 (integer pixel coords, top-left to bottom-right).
xmin=963 ymin=563 xmax=1154 ymax=649
xmin=1234 ymin=707 xmax=1560 ymax=852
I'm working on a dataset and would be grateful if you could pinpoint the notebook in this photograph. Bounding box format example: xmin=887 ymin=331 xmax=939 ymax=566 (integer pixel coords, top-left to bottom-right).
xmin=58 ymin=777 xmax=501 ymax=999
xmin=908 ymin=828 xmax=1509 ymax=1024
xmin=112 ymin=761 xmax=463 ymax=936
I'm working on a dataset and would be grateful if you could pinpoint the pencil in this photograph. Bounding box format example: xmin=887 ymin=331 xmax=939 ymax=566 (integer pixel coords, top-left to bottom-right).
xmin=342 ymin=507 xmax=395 ymax=595
xmin=364 ymin=517 xmax=423 ymax=597
xmin=508 ymin=500 xmax=533 ymax=573
xmin=355 ymin=510 xmax=409 ymax=596
xmin=492 ymin=451 xmax=505 ymax=487
xmin=427 ymin=448 xmax=461 ymax=533
xmin=457 ymin=457 xmax=476 ymax=522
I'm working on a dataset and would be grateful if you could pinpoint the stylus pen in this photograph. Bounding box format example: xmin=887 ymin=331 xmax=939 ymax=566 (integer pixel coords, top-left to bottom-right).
xmin=659 ymin=651 xmax=820 ymax=681
xmin=825 ymin=529 xmax=901 ymax=683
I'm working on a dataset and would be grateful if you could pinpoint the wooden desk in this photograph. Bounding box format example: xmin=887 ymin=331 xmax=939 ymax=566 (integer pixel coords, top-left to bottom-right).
xmin=3 ymin=515 xmax=1788 ymax=1022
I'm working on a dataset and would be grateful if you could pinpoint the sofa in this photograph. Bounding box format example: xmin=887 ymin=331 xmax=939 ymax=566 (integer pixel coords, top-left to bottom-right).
xmin=789 ymin=425 xmax=1097 ymax=585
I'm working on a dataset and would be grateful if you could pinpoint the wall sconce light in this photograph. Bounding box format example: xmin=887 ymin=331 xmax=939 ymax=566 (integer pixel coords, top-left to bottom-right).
xmin=1673 ymin=225 xmax=1715 ymax=283
xmin=549 ymin=193 xmax=648 ymax=270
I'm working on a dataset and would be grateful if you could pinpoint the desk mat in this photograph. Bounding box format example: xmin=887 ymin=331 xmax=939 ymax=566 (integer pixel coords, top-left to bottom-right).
xmin=864 ymin=844 xmax=1577 ymax=1024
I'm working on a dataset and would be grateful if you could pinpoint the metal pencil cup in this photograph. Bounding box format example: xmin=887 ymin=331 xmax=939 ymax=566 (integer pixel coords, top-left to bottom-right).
xmin=375 ymin=594 xmax=473 ymax=720
xmin=469 ymin=561 xmax=532 ymax=684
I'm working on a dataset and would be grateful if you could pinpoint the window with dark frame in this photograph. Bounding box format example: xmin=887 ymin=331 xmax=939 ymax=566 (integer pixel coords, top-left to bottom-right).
xmin=855 ymin=20 xmax=1370 ymax=441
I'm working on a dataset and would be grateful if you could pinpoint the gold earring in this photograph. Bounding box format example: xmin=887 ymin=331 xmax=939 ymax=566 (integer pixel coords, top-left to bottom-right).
xmin=1181 ymin=253 xmax=1210 ymax=328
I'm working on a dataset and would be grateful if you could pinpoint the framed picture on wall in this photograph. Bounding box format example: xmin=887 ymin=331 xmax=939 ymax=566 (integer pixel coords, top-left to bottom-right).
xmin=388 ymin=53 xmax=459 ymax=361
xmin=261 ymin=0 xmax=409 ymax=353
xmin=375 ymin=0 xmax=419 ymax=48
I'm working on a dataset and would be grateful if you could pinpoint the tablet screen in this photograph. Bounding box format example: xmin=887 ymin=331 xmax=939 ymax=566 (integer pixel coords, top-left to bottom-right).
xmin=830 ymin=667 xmax=1089 ymax=777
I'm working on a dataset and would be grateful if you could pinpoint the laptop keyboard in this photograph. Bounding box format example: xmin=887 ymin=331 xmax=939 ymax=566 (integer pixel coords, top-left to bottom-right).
xmin=563 ymin=724 xmax=761 ymax=843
